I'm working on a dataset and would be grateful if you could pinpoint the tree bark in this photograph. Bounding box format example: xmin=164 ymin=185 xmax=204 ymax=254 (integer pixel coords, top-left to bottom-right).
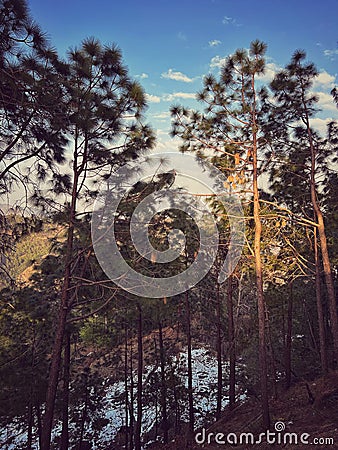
xmin=252 ymin=75 xmax=270 ymax=430
xmin=227 ymin=276 xmax=236 ymax=408
xmin=124 ymin=322 xmax=129 ymax=450
xmin=129 ymin=336 xmax=134 ymax=450
xmin=284 ymin=283 xmax=293 ymax=389
xmin=314 ymin=227 xmax=328 ymax=374
xmin=216 ymin=283 xmax=223 ymax=419
xmin=60 ymin=331 xmax=71 ymax=450
xmin=134 ymin=303 xmax=143 ymax=450
xmin=186 ymin=291 xmax=194 ymax=436
xmin=41 ymin=149 xmax=79 ymax=450
xmin=78 ymin=369 xmax=89 ymax=450
xmin=305 ymin=96 xmax=338 ymax=368
xmin=158 ymin=320 xmax=169 ymax=443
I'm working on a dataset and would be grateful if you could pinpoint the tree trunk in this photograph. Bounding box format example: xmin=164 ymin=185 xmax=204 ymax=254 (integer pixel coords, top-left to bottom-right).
xmin=78 ymin=370 xmax=89 ymax=450
xmin=27 ymin=400 xmax=33 ymax=450
xmin=252 ymin=76 xmax=270 ymax=429
xmin=306 ymin=107 xmax=338 ymax=367
xmin=60 ymin=331 xmax=71 ymax=450
xmin=124 ymin=322 xmax=129 ymax=450
xmin=41 ymin=130 xmax=82 ymax=449
xmin=285 ymin=282 xmax=293 ymax=389
xmin=186 ymin=291 xmax=194 ymax=436
xmin=134 ymin=303 xmax=143 ymax=450
xmin=227 ymin=276 xmax=236 ymax=408
xmin=36 ymin=401 xmax=42 ymax=450
xmin=158 ymin=320 xmax=169 ymax=443
xmin=314 ymin=227 xmax=328 ymax=374
xmin=216 ymin=283 xmax=222 ymax=419
xmin=41 ymin=162 xmax=78 ymax=449
xmin=129 ymin=336 xmax=134 ymax=450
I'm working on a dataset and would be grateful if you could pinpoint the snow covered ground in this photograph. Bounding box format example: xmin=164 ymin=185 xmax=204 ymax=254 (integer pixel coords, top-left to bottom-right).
xmin=0 ymin=347 xmax=246 ymax=449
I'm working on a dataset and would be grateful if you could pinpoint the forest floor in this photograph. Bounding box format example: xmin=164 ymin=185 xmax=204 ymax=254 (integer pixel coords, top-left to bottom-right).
xmin=149 ymin=370 xmax=338 ymax=449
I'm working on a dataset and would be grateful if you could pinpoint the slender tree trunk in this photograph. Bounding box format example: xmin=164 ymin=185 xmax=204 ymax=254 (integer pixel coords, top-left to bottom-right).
xmin=314 ymin=227 xmax=328 ymax=374
xmin=60 ymin=331 xmax=71 ymax=450
xmin=306 ymin=107 xmax=338 ymax=367
xmin=129 ymin=337 xmax=134 ymax=450
xmin=27 ymin=334 xmax=36 ymax=450
xmin=227 ymin=276 xmax=236 ymax=409
xmin=36 ymin=401 xmax=42 ymax=450
xmin=158 ymin=320 xmax=169 ymax=443
xmin=216 ymin=283 xmax=222 ymax=419
xmin=186 ymin=291 xmax=194 ymax=436
xmin=285 ymin=282 xmax=293 ymax=389
xmin=41 ymin=160 xmax=79 ymax=449
xmin=78 ymin=370 xmax=89 ymax=450
xmin=134 ymin=304 xmax=143 ymax=450
xmin=252 ymin=75 xmax=270 ymax=429
xmin=267 ymin=316 xmax=278 ymax=399
xmin=124 ymin=322 xmax=129 ymax=450
xmin=27 ymin=399 xmax=33 ymax=450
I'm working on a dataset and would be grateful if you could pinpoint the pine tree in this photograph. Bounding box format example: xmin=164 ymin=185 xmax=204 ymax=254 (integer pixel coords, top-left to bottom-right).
xmin=40 ymin=38 xmax=155 ymax=449
xmin=270 ymin=50 xmax=338 ymax=368
xmin=0 ymin=0 xmax=68 ymax=195
xmin=171 ymin=39 xmax=271 ymax=429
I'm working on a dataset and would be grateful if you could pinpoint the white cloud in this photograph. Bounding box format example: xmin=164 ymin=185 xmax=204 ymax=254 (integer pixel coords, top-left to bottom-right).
xmin=324 ymin=49 xmax=338 ymax=60
xmin=145 ymin=94 xmax=161 ymax=103
xmin=209 ymin=39 xmax=221 ymax=47
xmin=153 ymin=135 xmax=180 ymax=154
xmin=163 ymin=92 xmax=196 ymax=101
xmin=210 ymin=55 xmax=227 ymax=68
xmin=315 ymin=92 xmax=337 ymax=112
xmin=152 ymin=111 xmax=171 ymax=120
xmin=310 ymin=117 xmax=335 ymax=135
xmin=313 ymin=71 xmax=336 ymax=89
xmin=161 ymin=69 xmax=194 ymax=83
xmin=136 ymin=73 xmax=148 ymax=79
xmin=222 ymin=16 xmax=235 ymax=25
xmin=257 ymin=62 xmax=282 ymax=82
xmin=222 ymin=16 xmax=241 ymax=26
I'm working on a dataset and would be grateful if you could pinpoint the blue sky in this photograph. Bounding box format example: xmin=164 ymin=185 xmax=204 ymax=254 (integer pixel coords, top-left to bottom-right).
xmin=28 ymin=0 xmax=338 ymax=151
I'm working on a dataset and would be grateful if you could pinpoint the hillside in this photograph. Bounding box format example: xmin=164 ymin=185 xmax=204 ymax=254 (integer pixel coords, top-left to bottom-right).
xmin=147 ymin=371 xmax=338 ymax=450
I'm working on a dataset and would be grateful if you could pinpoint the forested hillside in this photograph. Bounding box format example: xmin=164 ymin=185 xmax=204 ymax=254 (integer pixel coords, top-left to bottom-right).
xmin=1 ymin=1 xmax=338 ymax=449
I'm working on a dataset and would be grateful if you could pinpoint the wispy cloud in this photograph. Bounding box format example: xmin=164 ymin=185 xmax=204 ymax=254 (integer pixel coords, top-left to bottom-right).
xmin=136 ymin=73 xmax=148 ymax=79
xmin=163 ymin=92 xmax=196 ymax=101
xmin=209 ymin=39 xmax=221 ymax=47
xmin=145 ymin=94 xmax=161 ymax=103
xmin=152 ymin=111 xmax=171 ymax=120
xmin=177 ymin=31 xmax=187 ymax=41
xmin=222 ymin=16 xmax=241 ymax=26
xmin=324 ymin=49 xmax=338 ymax=60
xmin=161 ymin=69 xmax=194 ymax=83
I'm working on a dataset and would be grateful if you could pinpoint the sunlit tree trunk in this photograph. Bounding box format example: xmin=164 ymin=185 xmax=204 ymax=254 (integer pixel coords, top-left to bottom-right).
xmin=314 ymin=227 xmax=328 ymax=374
xmin=252 ymin=73 xmax=270 ymax=429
